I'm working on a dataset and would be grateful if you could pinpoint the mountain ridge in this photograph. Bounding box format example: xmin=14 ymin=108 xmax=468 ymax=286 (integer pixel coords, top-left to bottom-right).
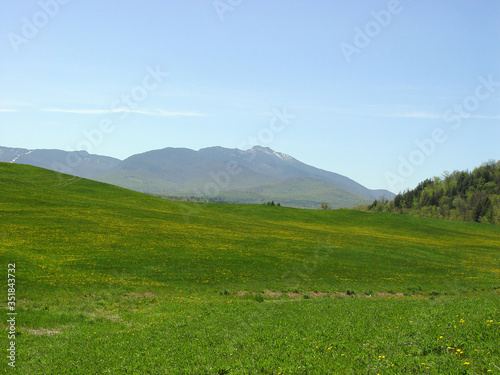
xmin=0 ymin=145 xmax=394 ymax=208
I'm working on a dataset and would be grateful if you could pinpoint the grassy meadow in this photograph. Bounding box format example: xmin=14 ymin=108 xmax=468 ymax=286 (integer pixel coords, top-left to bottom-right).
xmin=1 ymin=163 xmax=499 ymax=374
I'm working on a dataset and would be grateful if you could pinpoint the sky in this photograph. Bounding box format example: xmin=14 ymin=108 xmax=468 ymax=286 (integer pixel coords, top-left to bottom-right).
xmin=1 ymin=0 xmax=499 ymax=193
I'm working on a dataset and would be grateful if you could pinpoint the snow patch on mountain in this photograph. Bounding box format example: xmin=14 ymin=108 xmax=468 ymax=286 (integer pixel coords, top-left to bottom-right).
xmin=10 ymin=149 xmax=32 ymax=163
xmin=273 ymin=151 xmax=293 ymax=161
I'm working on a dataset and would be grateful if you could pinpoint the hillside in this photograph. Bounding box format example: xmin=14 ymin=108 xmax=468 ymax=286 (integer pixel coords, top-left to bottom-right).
xmin=217 ymin=177 xmax=372 ymax=208
xmin=367 ymin=160 xmax=500 ymax=224
xmin=1 ymin=162 xmax=498 ymax=294
xmin=1 ymin=163 xmax=499 ymax=374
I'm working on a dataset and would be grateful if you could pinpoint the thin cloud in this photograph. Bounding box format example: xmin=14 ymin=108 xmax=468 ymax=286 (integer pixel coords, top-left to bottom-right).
xmin=0 ymin=109 xmax=19 ymax=112
xmin=41 ymin=108 xmax=208 ymax=117
xmin=375 ymin=112 xmax=443 ymax=119
xmin=374 ymin=112 xmax=500 ymax=120
xmin=128 ymin=108 xmax=208 ymax=117
xmin=42 ymin=108 xmax=114 ymax=115
xmin=470 ymin=114 xmax=500 ymax=120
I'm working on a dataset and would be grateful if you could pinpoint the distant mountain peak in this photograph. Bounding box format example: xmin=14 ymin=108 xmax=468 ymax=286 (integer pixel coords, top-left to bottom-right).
xmin=251 ymin=145 xmax=273 ymax=153
xmin=250 ymin=145 xmax=293 ymax=161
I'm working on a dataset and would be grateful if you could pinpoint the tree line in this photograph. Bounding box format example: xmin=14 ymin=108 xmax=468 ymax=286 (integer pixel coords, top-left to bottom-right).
xmin=364 ymin=160 xmax=500 ymax=224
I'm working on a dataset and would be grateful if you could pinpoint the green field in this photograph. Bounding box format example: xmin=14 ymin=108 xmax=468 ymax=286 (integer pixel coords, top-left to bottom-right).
xmin=1 ymin=163 xmax=499 ymax=374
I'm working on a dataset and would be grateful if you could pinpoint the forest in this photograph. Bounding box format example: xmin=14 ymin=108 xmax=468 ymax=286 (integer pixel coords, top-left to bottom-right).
xmin=365 ymin=160 xmax=500 ymax=225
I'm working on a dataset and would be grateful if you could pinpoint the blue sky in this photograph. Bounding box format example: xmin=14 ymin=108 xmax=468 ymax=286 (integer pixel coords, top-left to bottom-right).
xmin=1 ymin=0 xmax=499 ymax=193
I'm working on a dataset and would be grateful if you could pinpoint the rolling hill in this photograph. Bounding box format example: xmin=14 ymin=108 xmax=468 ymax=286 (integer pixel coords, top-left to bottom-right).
xmin=1 ymin=162 xmax=499 ymax=374
xmin=1 ymin=162 xmax=497 ymax=294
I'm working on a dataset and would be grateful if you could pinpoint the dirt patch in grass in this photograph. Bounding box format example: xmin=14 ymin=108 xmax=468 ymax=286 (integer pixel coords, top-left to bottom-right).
xmin=264 ymin=291 xmax=282 ymax=298
xmin=233 ymin=290 xmax=422 ymax=300
xmin=25 ymin=328 xmax=61 ymax=336
xmin=332 ymin=292 xmax=348 ymax=297
xmin=376 ymin=292 xmax=405 ymax=297
xmin=88 ymin=311 xmax=123 ymax=322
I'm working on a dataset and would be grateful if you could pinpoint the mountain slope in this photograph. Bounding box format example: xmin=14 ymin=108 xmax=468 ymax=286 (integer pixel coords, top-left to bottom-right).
xmin=91 ymin=145 xmax=394 ymax=207
xmin=219 ymin=177 xmax=372 ymax=208
xmin=224 ymin=146 xmax=388 ymax=200
xmin=91 ymin=146 xmax=279 ymax=194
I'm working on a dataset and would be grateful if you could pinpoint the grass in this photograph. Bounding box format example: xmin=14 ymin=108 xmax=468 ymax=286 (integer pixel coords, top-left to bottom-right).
xmin=1 ymin=163 xmax=499 ymax=374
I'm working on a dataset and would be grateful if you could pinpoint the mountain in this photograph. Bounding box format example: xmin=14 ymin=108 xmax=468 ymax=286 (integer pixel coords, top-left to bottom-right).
xmin=0 ymin=146 xmax=120 ymax=177
xmin=0 ymin=145 xmax=393 ymax=208
xmin=90 ymin=145 xmax=394 ymax=208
